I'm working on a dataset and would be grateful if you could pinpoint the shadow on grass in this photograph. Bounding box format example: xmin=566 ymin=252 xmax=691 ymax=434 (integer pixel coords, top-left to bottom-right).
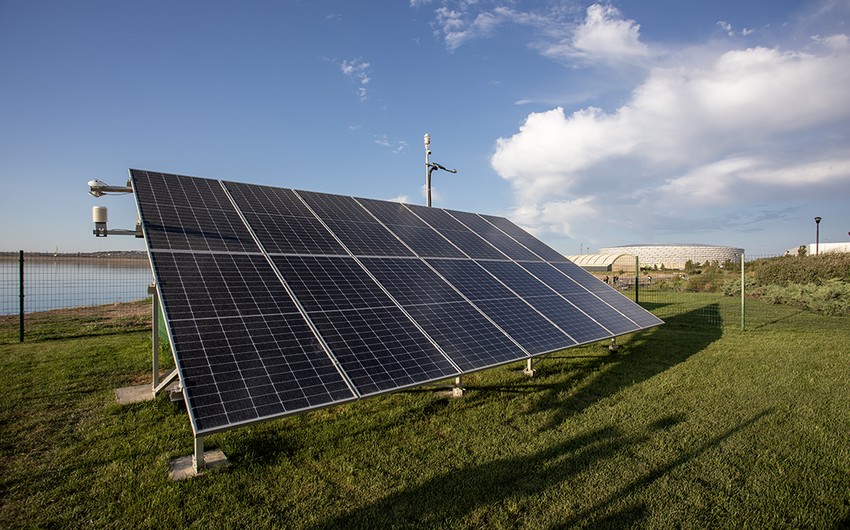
xmin=311 ymin=409 xmax=772 ymax=529
xmin=468 ymin=304 xmax=723 ymax=431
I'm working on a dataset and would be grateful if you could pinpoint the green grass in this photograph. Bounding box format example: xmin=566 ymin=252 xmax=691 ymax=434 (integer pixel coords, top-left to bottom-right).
xmin=1 ymin=297 xmax=849 ymax=528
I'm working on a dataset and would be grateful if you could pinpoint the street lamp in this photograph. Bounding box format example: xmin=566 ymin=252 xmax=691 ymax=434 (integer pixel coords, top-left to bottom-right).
xmin=814 ymin=216 xmax=822 ymax=255
xmin=423 ymin=133 xmax=456 ymax=208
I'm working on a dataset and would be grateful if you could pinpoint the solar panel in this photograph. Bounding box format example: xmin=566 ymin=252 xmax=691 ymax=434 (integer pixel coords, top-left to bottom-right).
xmin=359 ymin=257 xmax=528 ymax=370
xmin=130 ymin=169 xmax=662 ymax=440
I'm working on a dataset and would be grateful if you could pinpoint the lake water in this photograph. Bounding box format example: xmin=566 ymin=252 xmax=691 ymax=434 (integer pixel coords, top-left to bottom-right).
xmin=0 ymin=258 xmax=153 ymax=315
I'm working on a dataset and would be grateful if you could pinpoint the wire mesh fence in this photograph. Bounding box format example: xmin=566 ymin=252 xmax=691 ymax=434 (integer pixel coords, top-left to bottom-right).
xmin=0 ymin=251 xmax=153 ymax=342
xmin=1 ymin=250 xmax=840 ymax=344
xmin=583 ymin=253 xmax=793 ymax=330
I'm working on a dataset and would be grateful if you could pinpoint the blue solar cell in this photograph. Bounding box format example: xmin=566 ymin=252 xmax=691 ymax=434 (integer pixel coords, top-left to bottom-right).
xmin=385 ymin=224 xmax=466 ymax=258
xmin=480 ymin=214 xmax=569 ymax=262
xmin=404 ymin=302 xmax=528 ymax=371
xmin=297 ymin=189 xmax=377 ymax=222
xmin=358 ymin=257 xmax=465 ymax=306
xmin=133 ymin=171 xmax=257 ymax=253
xmin=426 ymin=258 xmax=574 ymax=354
xmin=225 ymin=181 xmax=316 ymax=218
xmin=355 ymin=197 xmax=425 ymax=227
xmin=446 ymin=210 xmax=541 ymax=261
xmin=146 ymin=249 xmax=356 ymax=434
xmin=244 ymin=212 xmax=348 ymax=256
xmin=308 ymin=307 xmax=459 ymax=396
xmin=473 ymin=297 xmax=576 ymax=354
xmin=321 ymin=218 xmax=415 ymax=257
xmin=272 ymin=255 xmax=397 ymax=312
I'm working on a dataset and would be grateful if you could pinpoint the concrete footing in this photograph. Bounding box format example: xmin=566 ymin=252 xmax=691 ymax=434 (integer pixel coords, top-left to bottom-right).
xmin=114 ymin=382 xmax=180 ymax=405
xmin=169 ymin=449 xmax=230 ymax=481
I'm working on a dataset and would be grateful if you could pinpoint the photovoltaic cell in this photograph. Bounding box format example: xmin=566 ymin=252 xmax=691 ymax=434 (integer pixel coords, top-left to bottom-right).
xmin=131 ymin=169 xmax=662 ymax=438
xmin=134 ymin=171 xmax=257 ymax=253
xmin=478 ymin=260 xmax=611 ymax=343
xmin=426 ymin=258 xmax=575 ymax=354
xmin=519 ymin=261 xmax=642 ymax=335
xmin=407 ymin=205 xmax=507 ymax=259
xmin=358 ymin=257 xmax=466 ymax=306
xmin=308 ymin=307 xmax=458 ymax=396
xmin=547 ymin=262 xmax=663 ymax=329
xmin=404 ymin=302 xmax=527 ymax=371
xmin=148 ymin=250 xmax=355 ymax=433
xmin=243 ymin=212 xmax=348 ymax=256
xmin=360 ymin=257 xmax=527 ymax=370
xmin=270 ymin=254 xmax=459 ymax=395
xmin=357 ymin=199 xmax=466 ymax=258
xmin=446 ymin=210 xmax=541 ymax=261
xmin=272 ymin=255 xmax=397 ymax=312
xmin=321 ymin=218 xmax=415 ymax=257
xmin=224 ymin=181 xmax=316 ymax=218
xmin=479 ymin=214 xmax=569 ymax=262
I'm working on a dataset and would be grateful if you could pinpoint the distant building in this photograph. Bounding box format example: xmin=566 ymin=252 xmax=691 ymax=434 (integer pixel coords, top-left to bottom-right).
xmin=597 ymin=244 xmax=744 ymax=270
xmin=787 ymin=242 xmax=850 ymax=255
xmin=565 ymin=253 xmax=636 ymax=273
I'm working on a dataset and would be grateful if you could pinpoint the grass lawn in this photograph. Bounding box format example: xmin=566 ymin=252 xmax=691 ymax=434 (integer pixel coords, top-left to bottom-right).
xmin=1 ymin=295 xmax=848 ymax=528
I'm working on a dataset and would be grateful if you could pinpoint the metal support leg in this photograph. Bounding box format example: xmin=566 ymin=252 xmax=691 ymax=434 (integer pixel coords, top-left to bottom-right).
xmin=193 ymin=435 xmax=204 ymax=473
xmin=523 ymin=358 xmax=535 ymax=377
xmin=452 ymin=375 xmax=464 ymax=397
xmin=149 ymin=284 xmax=159 ymax=391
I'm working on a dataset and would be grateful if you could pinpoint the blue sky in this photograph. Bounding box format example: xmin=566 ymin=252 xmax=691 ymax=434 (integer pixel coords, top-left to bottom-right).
xmin=1 ymin=0 xmax=849 ymax=256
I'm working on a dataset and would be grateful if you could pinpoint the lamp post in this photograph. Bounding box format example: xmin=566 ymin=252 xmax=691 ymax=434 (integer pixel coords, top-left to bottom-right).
xmin=814 ymin=216 xmax=822 ymax=255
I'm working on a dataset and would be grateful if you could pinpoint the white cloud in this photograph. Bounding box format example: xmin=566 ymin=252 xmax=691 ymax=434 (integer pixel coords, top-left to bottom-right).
xmin=339 ymin=58 xmax=371 ymax=100
xmin=387 ymin=194 xmax=410 ymax=203
xmin=428 ymin=3 xmax=558 ymax=52
xmin=560 ymin=4 xmax=652 ymax=62
xmin=423 ymin=2 xmax=652 ymax=66
xmin=491 ymin=39 xmax=850 ymax=244
xmin=374 ymin=135 xmax=409 ymax=153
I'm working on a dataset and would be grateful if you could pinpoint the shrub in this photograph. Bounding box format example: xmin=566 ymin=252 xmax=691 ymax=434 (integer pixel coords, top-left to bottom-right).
xmin=749 ymin=253 xmax=850 ymax=286
xmin=741 ymin=280 xmax=850 ymax=316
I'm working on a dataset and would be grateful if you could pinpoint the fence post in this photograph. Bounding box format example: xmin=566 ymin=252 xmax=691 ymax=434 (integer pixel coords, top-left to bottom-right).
xmin=18 ymin=250 xmax=24 ymax=342
xmin=741 ymin=252 xmax=745 ymax=331
xmin=634 ymin=255 xmax=639 ymax=304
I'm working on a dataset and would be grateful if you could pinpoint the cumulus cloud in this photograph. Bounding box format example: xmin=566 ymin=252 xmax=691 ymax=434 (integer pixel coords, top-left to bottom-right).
xmin=491 ymin=39 xmax=850 ymax=244
xmin=546 ymin=4 xmax=652 ymax=63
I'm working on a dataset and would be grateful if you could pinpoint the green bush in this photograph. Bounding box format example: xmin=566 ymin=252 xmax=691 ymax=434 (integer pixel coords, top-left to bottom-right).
xmin=728 ymin=279 xmax=850 ymax=316
xmin=750 ymin=253 xmax=850 ymax=286
xmin=686 ymin=270 xmax=726 ymax=292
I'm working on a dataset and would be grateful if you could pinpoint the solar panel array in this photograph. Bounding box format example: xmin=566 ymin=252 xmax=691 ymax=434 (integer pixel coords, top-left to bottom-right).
xmin=131 ymin=170 xmax=662 ymax=435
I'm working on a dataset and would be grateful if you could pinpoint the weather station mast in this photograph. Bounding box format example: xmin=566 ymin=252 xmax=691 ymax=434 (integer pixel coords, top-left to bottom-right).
xmin=424 ymin=133 xmax=470 ymax=395
xmin=423 ymin=133 xmax=457 ymax=208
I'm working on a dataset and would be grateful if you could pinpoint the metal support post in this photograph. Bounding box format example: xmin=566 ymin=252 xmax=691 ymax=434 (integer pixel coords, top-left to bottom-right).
xmin=740 ymin=252 xmax=745 ymax=331
xmin=150 ymin=284 xmax=160 ymax=390
xmin=18 ymin=250 xmax=24 ymax=342
xmin=452 ymin=376 xmax=464 ymax=397
xmin=523 ymin=358 xmax=535 ymax=377
xmin=193 ymin=435 xmax=204 ymax=473
xmin=634 ymin=256 xmax=640 ymax=304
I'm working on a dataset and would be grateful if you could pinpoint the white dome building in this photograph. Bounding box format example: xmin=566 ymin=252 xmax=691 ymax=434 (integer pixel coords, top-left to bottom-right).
xmin=596 ymin=244 xmax=744 ymax=270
